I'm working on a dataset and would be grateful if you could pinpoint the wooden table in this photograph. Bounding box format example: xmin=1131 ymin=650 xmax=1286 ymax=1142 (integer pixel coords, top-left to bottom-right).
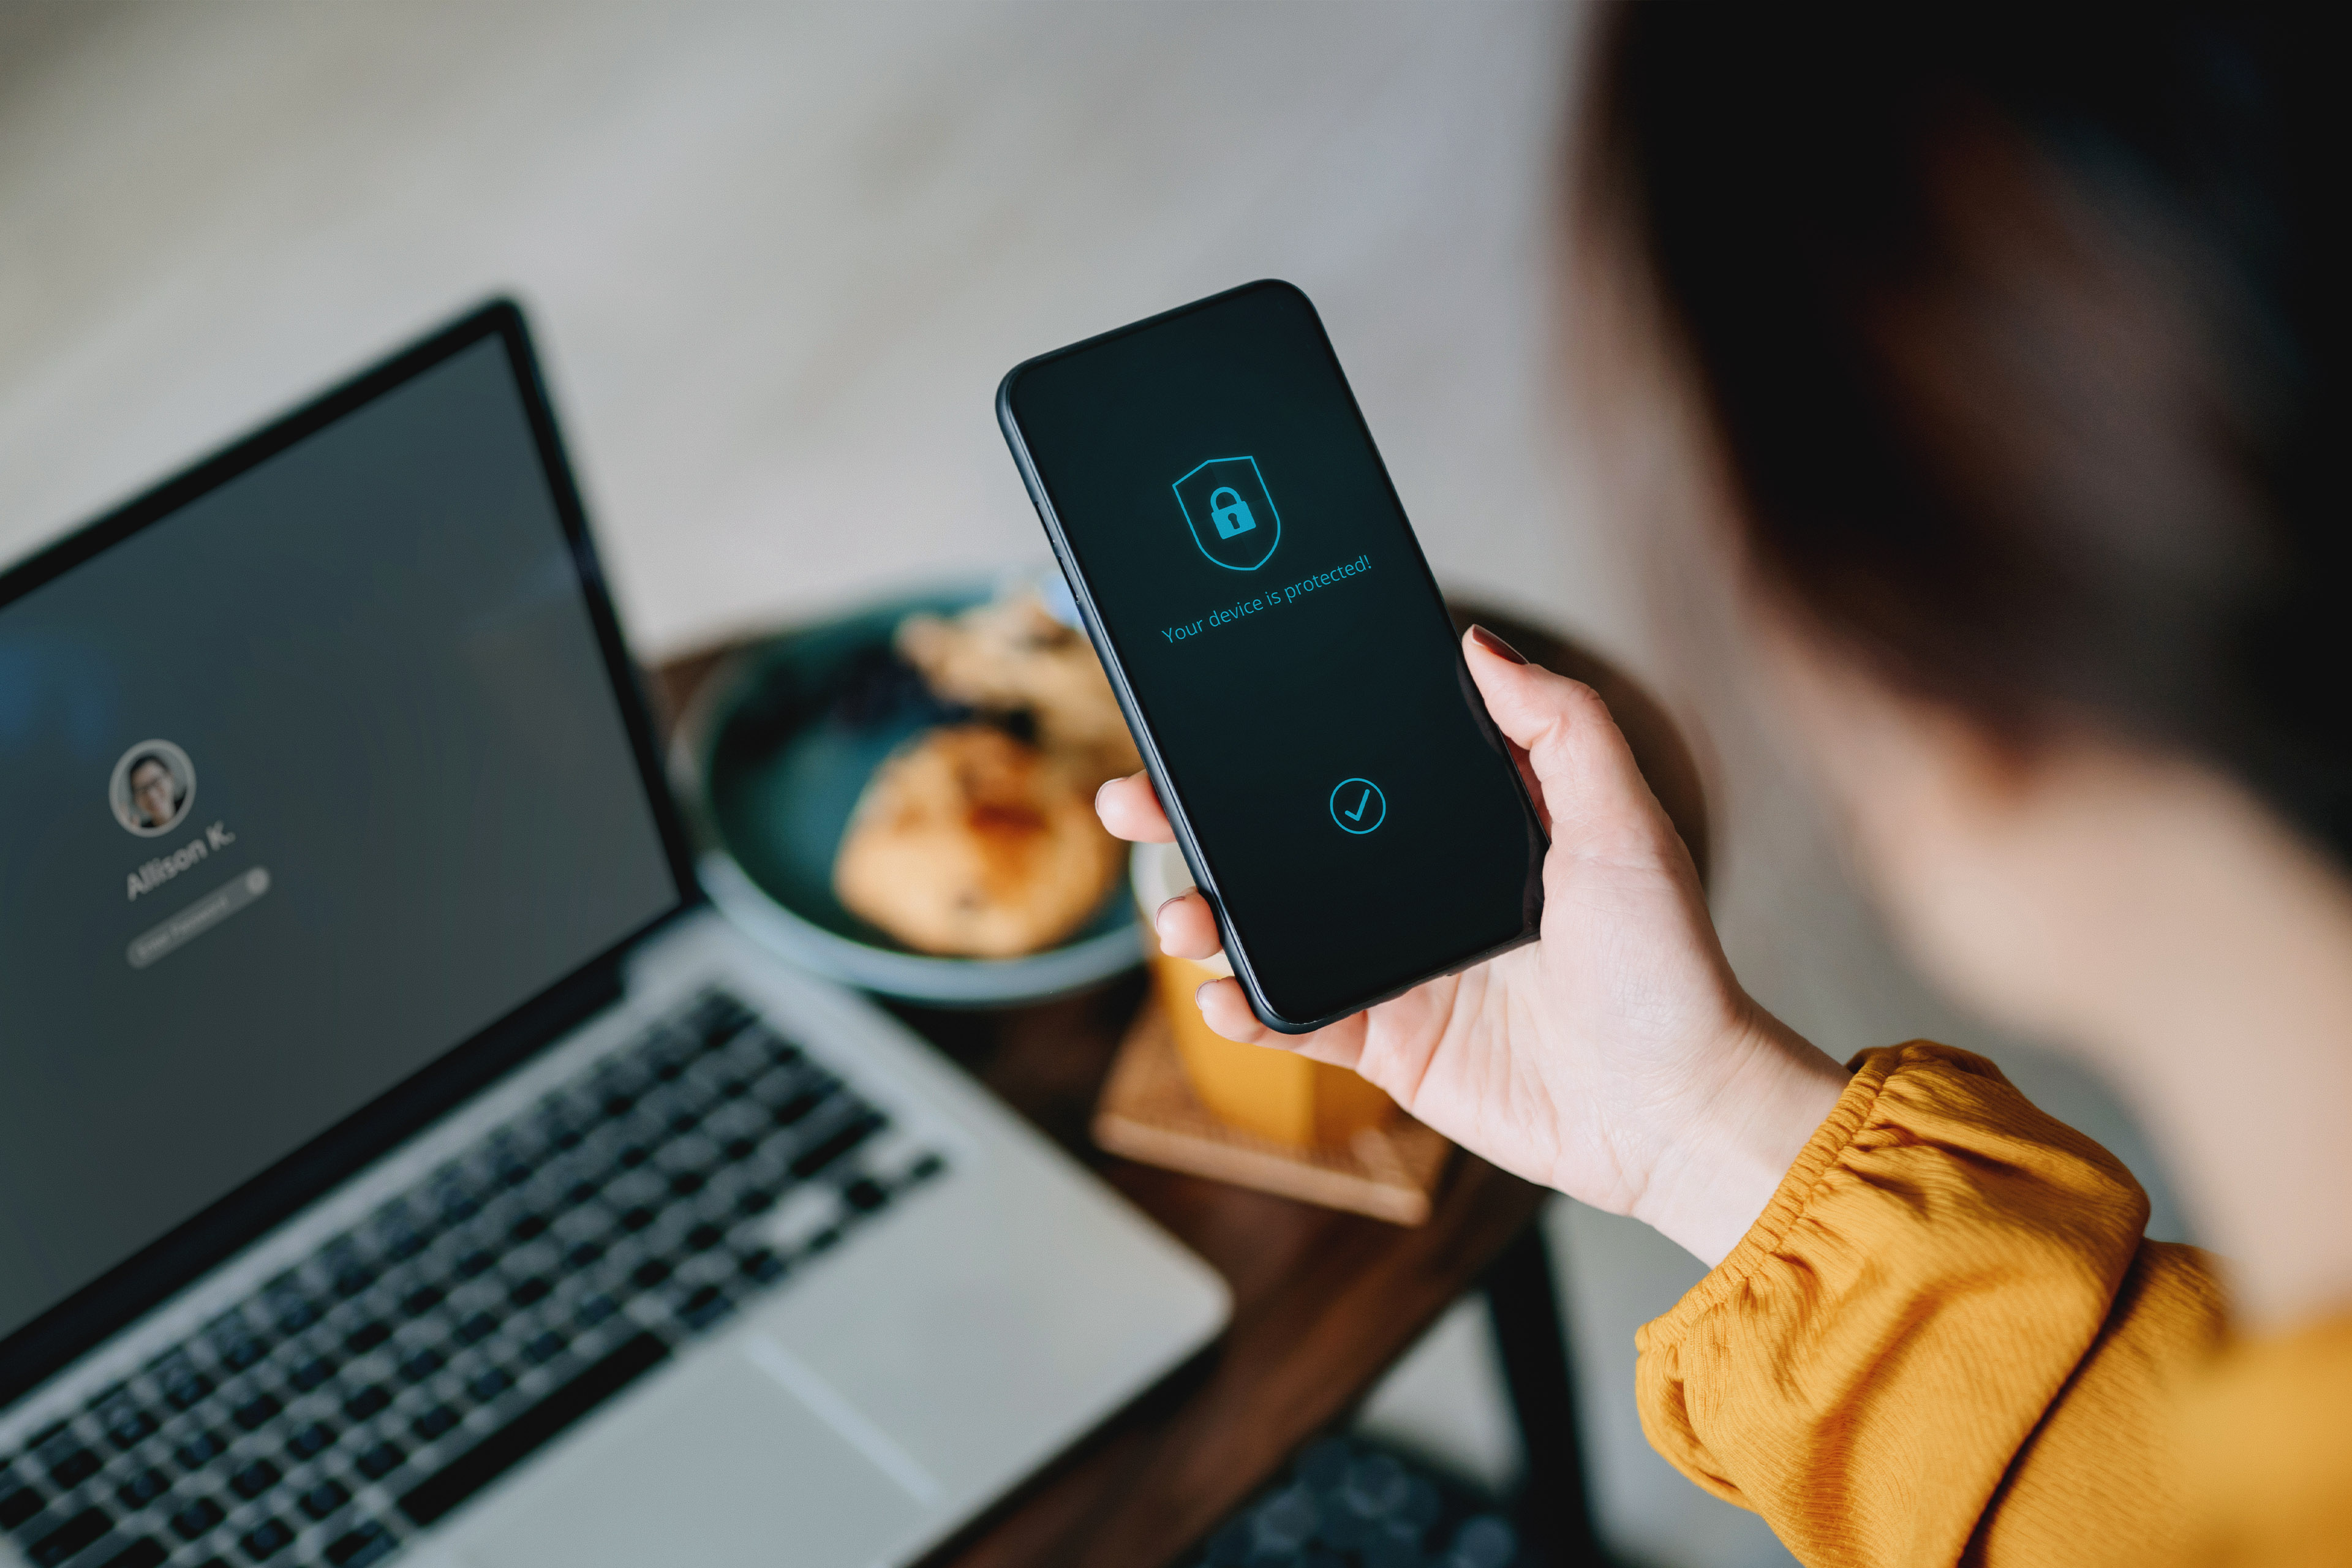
xmin=646 ymin=606 xmax=1706 ymax=1568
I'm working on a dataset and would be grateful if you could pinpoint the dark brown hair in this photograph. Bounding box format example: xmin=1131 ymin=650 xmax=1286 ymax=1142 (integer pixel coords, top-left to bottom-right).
xmin=1589 ymin=7 xmax=2346 ymax=851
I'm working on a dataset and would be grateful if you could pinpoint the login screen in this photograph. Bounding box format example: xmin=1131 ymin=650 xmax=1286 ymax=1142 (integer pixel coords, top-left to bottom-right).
xmin=1003 ymin=282 xmax=1543 ymax=1025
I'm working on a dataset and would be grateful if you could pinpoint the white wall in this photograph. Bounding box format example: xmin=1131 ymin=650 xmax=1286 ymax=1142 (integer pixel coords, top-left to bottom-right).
xmin=1 ymin=1 xmax=1607 ymax=660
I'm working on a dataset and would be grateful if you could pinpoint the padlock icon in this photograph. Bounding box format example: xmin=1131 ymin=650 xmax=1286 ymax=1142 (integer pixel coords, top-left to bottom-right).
xmin=1173 ymin=456 xmax=1281 ymax=571
xmin=1208 ymin=486 xmax=1256 ymax=539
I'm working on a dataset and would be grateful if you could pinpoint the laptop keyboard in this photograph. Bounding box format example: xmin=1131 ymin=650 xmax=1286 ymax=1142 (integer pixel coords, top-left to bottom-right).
xmin=1 ymin=989 xmax=946 ymax=1568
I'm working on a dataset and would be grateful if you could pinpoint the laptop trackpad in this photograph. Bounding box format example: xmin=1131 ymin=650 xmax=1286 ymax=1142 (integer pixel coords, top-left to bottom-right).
xmin=455 ymin=1340 xmax=927 ymax=1568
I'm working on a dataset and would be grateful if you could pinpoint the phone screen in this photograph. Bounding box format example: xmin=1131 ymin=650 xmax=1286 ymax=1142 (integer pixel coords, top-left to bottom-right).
xmin=1001 ymin=281 xmax=1543 ymax=1027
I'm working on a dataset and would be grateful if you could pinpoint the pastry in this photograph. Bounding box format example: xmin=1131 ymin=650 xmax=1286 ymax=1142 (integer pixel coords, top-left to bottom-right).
xmin=834 ymin=723 xmax=1123 ymax=957
xmin=895 ymin=589 xmax=1141 ymax=787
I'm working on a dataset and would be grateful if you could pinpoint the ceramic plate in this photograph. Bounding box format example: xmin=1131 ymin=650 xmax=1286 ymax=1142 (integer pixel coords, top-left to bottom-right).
xmin=673 ymin=578 xmax=1143 ymax=1006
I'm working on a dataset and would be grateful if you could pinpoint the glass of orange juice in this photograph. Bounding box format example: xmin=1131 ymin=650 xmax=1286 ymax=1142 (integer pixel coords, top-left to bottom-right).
xmin=1128 ymin=841 xmax=1393 ymax=1147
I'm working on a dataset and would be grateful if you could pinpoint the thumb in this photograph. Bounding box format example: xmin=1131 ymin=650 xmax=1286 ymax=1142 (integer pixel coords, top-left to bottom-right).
xmin=1463 ymin=627 xmax=1665 ymax=851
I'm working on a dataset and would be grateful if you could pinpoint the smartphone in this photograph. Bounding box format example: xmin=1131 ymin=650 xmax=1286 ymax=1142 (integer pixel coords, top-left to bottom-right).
xmin=997 ymin=280 xmax=1546 ymax=1033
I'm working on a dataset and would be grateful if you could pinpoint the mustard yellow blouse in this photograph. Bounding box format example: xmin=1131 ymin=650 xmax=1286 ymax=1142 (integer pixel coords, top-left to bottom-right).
xmin=1634 ymin=1044 xmax=2350 ymax=1566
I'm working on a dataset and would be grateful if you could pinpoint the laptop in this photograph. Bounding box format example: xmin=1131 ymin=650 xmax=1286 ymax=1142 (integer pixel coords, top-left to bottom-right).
xmin=0 ymin=302 xmax=1229 ymax=1568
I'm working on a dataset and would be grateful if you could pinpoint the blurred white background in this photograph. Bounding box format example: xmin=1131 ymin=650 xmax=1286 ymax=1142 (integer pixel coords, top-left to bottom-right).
xmin=0 ymin=7 xmax=2187 ymax=1566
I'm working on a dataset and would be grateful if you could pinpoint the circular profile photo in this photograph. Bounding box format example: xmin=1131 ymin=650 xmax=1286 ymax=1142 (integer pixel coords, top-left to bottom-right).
xmin=110 ymin=739 xmax=197 ymax=837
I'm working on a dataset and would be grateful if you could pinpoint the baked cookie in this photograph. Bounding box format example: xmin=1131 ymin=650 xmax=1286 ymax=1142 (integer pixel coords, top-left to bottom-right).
xmin=834 ymin=723 xmax=1123 ymax=957
xmin=895 ymin=590 xmax=1141 ymax=787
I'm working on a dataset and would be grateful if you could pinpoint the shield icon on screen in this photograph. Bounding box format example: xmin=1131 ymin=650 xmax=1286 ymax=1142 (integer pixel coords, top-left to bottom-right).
xmin=1172 ymin=456 xmax=1281 ymax=572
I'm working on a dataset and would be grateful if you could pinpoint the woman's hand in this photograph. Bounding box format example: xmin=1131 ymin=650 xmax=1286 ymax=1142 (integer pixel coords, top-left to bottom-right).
xmin=1099 ymin=627 xmax=1852 ymax=1264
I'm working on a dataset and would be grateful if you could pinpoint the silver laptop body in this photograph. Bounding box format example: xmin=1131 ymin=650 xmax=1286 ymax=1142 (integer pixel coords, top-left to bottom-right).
xmin=0 ymin=303 xmax=1228 ymax=1568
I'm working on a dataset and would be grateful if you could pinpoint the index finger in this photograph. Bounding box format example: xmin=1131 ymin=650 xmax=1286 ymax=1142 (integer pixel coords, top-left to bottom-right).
xmin=1095 ymin=771 xmax=1174 ymax=843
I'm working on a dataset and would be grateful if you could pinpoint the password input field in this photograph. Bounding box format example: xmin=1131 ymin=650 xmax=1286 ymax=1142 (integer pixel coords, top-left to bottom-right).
xmin=126 ymin=866 xmax=271 ymax=970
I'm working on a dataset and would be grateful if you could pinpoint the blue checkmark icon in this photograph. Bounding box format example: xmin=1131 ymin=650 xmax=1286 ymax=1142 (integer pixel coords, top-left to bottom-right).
xmin=1329 ymin=777 xmax=1386 ymax=835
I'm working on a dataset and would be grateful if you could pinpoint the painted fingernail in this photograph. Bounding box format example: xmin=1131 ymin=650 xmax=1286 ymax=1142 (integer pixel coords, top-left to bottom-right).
xmin=1468 ymin=624 xmax=1529 ymax=665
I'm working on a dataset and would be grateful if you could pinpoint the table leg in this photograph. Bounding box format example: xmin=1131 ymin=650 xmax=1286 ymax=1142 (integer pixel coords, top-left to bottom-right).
xmin=1483 ymin=1211 xmax=1608 ymax=1566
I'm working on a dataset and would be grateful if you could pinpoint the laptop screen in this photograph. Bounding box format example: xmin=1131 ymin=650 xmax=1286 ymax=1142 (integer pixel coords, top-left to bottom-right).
xmin=0 ymin=325 xmax=682 ymax=1354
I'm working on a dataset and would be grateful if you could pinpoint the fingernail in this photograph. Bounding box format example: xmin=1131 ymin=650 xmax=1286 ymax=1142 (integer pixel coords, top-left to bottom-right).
xmin=1468 ymin=624 xmax=1529 ymax=665
xmin=1155 ymin=893 xmax=1188 ymax=938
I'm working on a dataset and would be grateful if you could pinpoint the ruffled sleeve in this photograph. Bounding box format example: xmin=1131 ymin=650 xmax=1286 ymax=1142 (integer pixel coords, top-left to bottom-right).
xmin=1634 ymin=1044 xmax=2227 ymax=1567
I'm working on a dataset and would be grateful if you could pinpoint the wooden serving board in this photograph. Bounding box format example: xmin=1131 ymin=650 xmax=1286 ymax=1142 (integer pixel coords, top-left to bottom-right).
xmin=1091 ymin=1003 xmax=1453 ymax=1226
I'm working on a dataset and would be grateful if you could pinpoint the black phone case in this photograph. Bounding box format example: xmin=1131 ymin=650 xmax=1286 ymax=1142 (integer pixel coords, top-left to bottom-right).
xmin=997 ymin=280 xmax=1545 ymax=1033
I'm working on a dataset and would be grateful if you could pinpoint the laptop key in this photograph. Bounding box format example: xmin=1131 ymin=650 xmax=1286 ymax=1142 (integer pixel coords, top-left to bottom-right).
xmin=170 ymin=1497 xmax=225 ymax=1541
xmin=791 ymin=1114 xmax=884 ymax=1180
xmin=396 ymin=1349 xmax=444 ymax=1384
xmin=372 ymin=1207 xmax=429 ymax=1263
xmin=230 ymin=1392 xmax=284 ymax=1431
xmin=328 ymin=1253 xmax=378 ymax=1300
xmin=297 ymin=1479 xmax=350 ymax=1521
xmin=342 ymin=1385 xmax=391 ymax=1423
xmin=430 ymin=1178 xmax=484 ymax=1229
xmin=174 ymin=1430 xmax=228 ymax=1472
xmin=238 ymin=1516 xmax=295 ymax=1561
xmin=152 ymin=1356 xmax=213 ymax=1412
xmin=410 ymin=1406 xmax=461 ymax=1443
xmin=96 ymin=1539 xmax=166 ymax=1568
xmin=675 ymin=1286 xmax=733 ymax=1332
xmin=43 ymin=1444 xmax=100 ymax=1490
xmin=0 ymin=1464 xmax=42 ymax=1525
xmin=352 ymin=1442 xmax=405 ymax=1482
xmin=324 ymin=1520 xmax=397 ymax=1568
xmin=228 ymin=1460 xmax=281 ymax=1502
xmin=263 ymin=1280 xmax=321 ymax=1336
xmin=208 ymin=1318 xmax=270 ymax=1373
xmin=464 ymin=1366 xmax=514 ymax=1403
xmin=28 ymin=1506 xmax=112 ymax=1567
xmin=286 ymin=1354 xmax=338 ymax=1393
xmin=115 ymin=1467 xmax=171 ymax=1510
xmin=92 ymin=1394 xmax=160 ymax=1453
xmin=767 ymin=1089 xmax=824 ymax=1128
xmin=285 ymin=1422 xmax=337 ymax=1463
xmin=344 ymin=1320 xmax=392 ymax=1355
